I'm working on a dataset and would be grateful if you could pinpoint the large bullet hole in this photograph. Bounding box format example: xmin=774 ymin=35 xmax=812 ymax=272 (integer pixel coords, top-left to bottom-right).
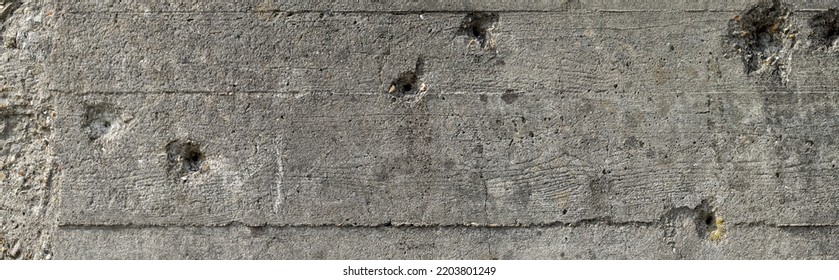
xmin=727 ymin=1 xmax=795 ymax=76
xmin=166 ymin=140 xmax=205 ymax=177
xmin=388 ymin=57 xmax=426 ymax=97
xmin=82 ymin=104 xmax=117 ymax=140
xmin=458 ymin=12 xmax=499 ymax=49
xmin=809 ymin=9 xmax=839 ymax=49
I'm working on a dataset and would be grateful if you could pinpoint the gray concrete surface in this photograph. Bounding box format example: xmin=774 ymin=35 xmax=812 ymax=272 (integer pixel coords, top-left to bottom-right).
xmin=2 ymin=0 xmax=839 ymax=259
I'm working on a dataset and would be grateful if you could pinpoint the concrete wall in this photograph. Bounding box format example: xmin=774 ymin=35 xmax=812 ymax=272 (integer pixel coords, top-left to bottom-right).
xmin=2 ymin=0 xmax=839 ymax=259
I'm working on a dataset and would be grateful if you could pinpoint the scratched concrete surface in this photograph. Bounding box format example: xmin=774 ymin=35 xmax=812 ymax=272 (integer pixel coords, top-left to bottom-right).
xmin=2 ymin=0 xmax=839 ymax=259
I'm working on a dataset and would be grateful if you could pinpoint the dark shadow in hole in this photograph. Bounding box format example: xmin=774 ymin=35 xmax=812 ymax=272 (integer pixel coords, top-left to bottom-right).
xmin=809 ymin=9 xmax=839 ymax=49
xmin=727 ymin=1 xmax=793 ymax=75
xmin=388 ymin=57 xmax=426 ymax=97
xmin=693 ymin=199 xmax=717 ymax=239
xmin=166 ymin=140 xmax=205 ymax=179
xmin=457 ymin=12 xmax=499 ymax=49
xmin=82 ymin=103 xmax=117 ymax=141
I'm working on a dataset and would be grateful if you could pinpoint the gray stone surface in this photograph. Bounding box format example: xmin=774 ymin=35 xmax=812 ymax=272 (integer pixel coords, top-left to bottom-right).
xmin=0 ymin=0 xmax=57 ymax=260
xmin=2 ymin=0 xmax=839 ymax=259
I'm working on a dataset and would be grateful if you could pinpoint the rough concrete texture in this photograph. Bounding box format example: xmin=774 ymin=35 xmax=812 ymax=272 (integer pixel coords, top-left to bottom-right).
xmin=2 ymin=0 xmax=839 ymax=259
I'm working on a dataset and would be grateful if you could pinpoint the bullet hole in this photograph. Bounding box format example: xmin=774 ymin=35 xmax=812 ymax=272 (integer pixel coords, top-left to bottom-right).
xmin=458 ymin=12 xmax=499 ymax=49
xmin=388 ymin=57 xmax=426 ymax=97
xmin=727 ymin=1 xmax=795 ymax=77
xmin=82 ymin=103 xmax=117 ymax=140
xmin=388 ymin=71 xmax=419 ymax=97
xmin=501 ymin=89 xmax=519 ymax=104
xmin=166 ymin=140 xmax=205 ymax=178
xmin=694 ymin=199 xmax=724 ymax=241
xmin=562 ymin=209 xmax=568 ymax=215
xmin=693 ymin=199 xmax=714 ymax=238
xmin=810 ymin=9 xmax=839 ymax=49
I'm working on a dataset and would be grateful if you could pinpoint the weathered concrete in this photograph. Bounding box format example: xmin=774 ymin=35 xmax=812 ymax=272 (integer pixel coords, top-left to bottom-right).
xmin=0 ymin=0 xmax=57 ymax=260
xmin=2 ymin=0 xmax=839 ymax=259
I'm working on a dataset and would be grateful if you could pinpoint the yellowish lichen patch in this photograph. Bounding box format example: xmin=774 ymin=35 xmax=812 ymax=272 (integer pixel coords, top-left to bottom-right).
xmin=709 ymin=217 xmax=725 ymax=241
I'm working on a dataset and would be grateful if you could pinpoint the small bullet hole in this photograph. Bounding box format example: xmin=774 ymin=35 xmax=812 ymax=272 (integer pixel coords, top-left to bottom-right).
xmin=388 ymin=71 xmax=419 ymax=97
xmin=166 ymin=140 xmax=205 ymax=177
xmin=458 ymin=12 xmax=499 ymax=49
xmin=82 ymin=103 xmax=118 ymax=141
xmin=388 ymin=57 xmax=426 ymax=97
xmin=183 ymin=150 xmax=203 ymax=172
xmin=693 ymin=199 xmax=721 ymax=240
xmin=562 ymin=209 xmax=568 ymax=215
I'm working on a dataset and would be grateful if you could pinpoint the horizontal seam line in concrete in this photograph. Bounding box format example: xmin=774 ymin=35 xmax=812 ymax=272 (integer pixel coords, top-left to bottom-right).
xmin=57 ymin=221 xmax=839 ymax=230
xmin=48 ymin=89 xmax=819 ymax=96
xmin=59 ymin=9 xmax=754 ymax=15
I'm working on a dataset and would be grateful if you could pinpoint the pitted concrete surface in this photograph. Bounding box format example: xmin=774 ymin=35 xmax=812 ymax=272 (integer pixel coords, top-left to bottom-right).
xmin=2 ymin=0 xmax=839 ymax=259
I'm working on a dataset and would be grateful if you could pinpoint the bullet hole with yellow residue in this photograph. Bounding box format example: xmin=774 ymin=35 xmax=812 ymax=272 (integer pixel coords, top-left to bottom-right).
xmin=694 ymin=199 xmax=725 ymax=242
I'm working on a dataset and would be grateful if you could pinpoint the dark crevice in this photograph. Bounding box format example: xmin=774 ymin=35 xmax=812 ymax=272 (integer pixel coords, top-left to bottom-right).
xmin=693 ymin=199 xmax=718 ymax=239
xmin=809 ymin=9 xmax=839 ymax=49
xmin=388 ymin=57 xmax=426 ymax=97
xmin=82 ymin=103 xmax=118 ymax=141
xmin=727 ymin=0 xmax=795 ymax=82
xmin=458 ymin=12 xmax=499 ymax=49
xmin=165 ymin=140 xmax=205 ymax=180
